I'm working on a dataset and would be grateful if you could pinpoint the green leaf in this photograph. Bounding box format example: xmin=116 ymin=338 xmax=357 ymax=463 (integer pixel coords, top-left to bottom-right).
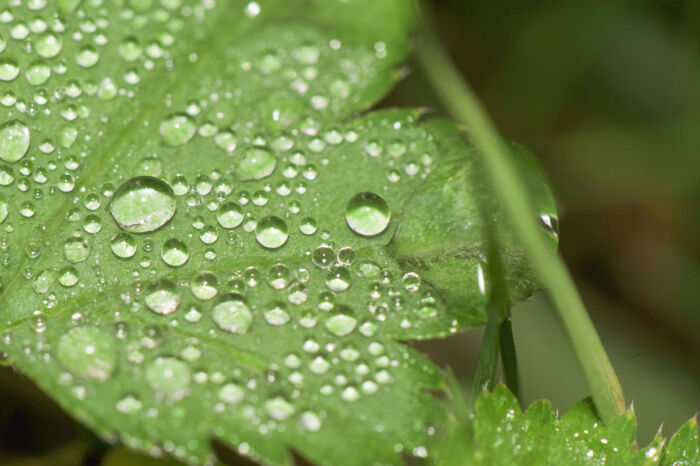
xmin=436 ymin=385 xmax=700 ymax=466
xmin=0 ymin=1 xmax=555 ymax=465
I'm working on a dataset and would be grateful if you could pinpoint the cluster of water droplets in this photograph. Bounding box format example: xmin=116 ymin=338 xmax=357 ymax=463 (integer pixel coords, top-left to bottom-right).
xmin=0 ymin=0 xmax=541 ymax=463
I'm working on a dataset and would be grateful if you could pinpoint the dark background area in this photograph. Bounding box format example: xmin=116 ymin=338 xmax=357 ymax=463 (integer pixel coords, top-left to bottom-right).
xmin=2 ymin=0 xmax=699 ymax=464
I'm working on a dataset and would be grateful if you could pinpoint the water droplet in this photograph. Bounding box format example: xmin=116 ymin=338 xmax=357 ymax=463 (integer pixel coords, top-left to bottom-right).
xmin=300 ymin=411 xmax=322 ymax=432
xmin=345 ymin=192 xmax=390 ymax=236
xmin=312 ymin=245 xmax=335 ymax=268
xmin=160 ymin=114 xmax=196 ymax=146
xmin=76 ymin=46 xmax=100 ymax=68
xmin=266 ymin=263 xmax=290 ymax=289
xmin=0 ymin=120 xmax=30 ymax=162
xmin=264 ymin=396 xmax=294 ymax=421
xmin=299 ymin=217 xmax=317 ymax=235
xmin=145 ymin=279 xmax=181 ymax=315
xmin=161 ymin=238 xmax=189 ymax=267
xmin=255 ymin=216 xmax=288 ymax=249
xmin=64 ymin=237 xmax=90 ymax=263
xmin=218 ymin=382 xmax=245 ymax=404
xmin=190 ymin=272 xmax=218 ymax=300
xmin=116 ymin=395 xmax=142 ymax=414
xmin=0 ymin=58 xmax=20 ymax=81
xmin=216 ymin=202 xmax=243 ymax=229
xmin=236 ymin=147 xmax=277 ymax=180
xmin=326 ymin=267 xmax=351 ymax=292
xmin=119 ymin=37 xmax=143 ymax=62
xmin=110 ymin=233 xmax=137 ymax=258
xmin=32 ymin=269 xmax=56 ymax=294
xmin=110 ymin=176 xmax=176 ymax=233
xmin=212 ymin=293 xmax=253 ymax=334
xmin=326 ymin=313 xmax=357 ymax=337
xmin=57 ymin=327 xmax=116 ymax=382
xmin=145 ymin=357 xmax=191 ymax=401
xmin=264 ymin=302 xmax=290 ymax=326
xmin=58 ymin=266 xmax=79 ymax=287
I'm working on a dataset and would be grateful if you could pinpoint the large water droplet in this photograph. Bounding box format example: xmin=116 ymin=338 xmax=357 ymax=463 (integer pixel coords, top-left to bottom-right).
xmin=145 ymin=357 xmax=191 ymax=401
xmin=345 ymin=192 xmax=390 ymax=236
xmin=57 ymin=327 xmax=116 ymax=382
xmin=236 ymin=147 xmax=277 ymax=180
xmin=144 ymin=279 xmax=181 ymax=315
xmin=109 ymin=176 xmax=176 ymax=233
xmin=212 ymin=293 xmax=253 ymax=334
xmin=0 ymin=120 xmax=30 ymax=163
xmin=160 ymin=114 xmax=196 ymax=146
xmin=255 ymin=216 xmax=288 ymax=249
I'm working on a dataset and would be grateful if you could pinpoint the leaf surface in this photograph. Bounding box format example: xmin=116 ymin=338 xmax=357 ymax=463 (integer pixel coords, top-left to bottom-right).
xmin=0 ymin=1 xmax=555 ymax=464
xmin=437 ymin=385 xmax=700 ymax=466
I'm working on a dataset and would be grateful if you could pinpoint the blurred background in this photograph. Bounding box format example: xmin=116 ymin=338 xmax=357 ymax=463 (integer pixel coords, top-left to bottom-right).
xmin=1 ymin=0 xmax=699 ymax=463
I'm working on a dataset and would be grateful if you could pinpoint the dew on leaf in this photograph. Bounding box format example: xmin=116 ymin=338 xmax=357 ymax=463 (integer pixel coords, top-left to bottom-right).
xmin=145 ymin=357 xmax=191 ymax=401
xmin=58 ymin=266 xmax=79 ymax=287
xmin=264 ymin=302 xmax=291 ymax=326
xmin=109 ymin=176 xmax=176 ymax=233
xmin=0 ymin=58 xmax=20 ymax=82
xmin=325 ymin=313 xmax=357 ymax=337
xmin=57 ymin=327 xmax=116 ymax=382
xmin=190 ymin=272 xmax=218 ymax=300
xmin=116 ymin=395 xmax=142 ymax=414
xmin=212 ymin=293 xmax=253 ymax=334
xmin=218 ymin=382 xmax=245 ymax=404
xmin=144 ymin=279 xmax=181 ymax=315
xmin=32 ymin=269 xmax=56 ymax=293
xmin=266 ymin=263 xmax=290 ymax=289
xmin=326 ymin=267 xmax=351 ymax=292
xmin=300 ymin=411 xmax=322 ymax=432
xmin=0 ymin=120 xmax=30 ymax=163
xmin=161 ymin=238 xmax=189 ymax=267
xmin=299 ymin=217 xmax=317 ymax=235
xmin=255 ymin=216 xmax=288 ymax=249
xmin=110 ymin=233 xmax=137 ymax=258
xmin=345 ymin=192 xmax=390 ymax=236
xmin=160 ymin=114 xmax=196 ymax=146
xmin=264 ymin=396 xmax=295 ymax=421
xmin=236 ymin=147 xmax=277 ymax=180
xmin=64 ymin=237 xmax=90 ymax=263
xmin=216 ymin=202 xmax=244 ymax=229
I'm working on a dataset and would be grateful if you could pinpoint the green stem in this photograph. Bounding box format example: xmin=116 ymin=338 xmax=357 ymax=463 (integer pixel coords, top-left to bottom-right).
xmin=470 ymin=311 xmax=500 ymax=403
xmin=415 ymin=12 xmax=626 ymax=423
xmin=499 ymin=317 xmax=521 ymax=401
